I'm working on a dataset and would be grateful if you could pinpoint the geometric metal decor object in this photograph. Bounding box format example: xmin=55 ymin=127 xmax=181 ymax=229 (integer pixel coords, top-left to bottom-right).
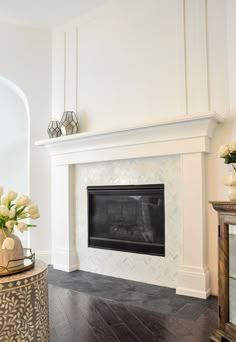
xmin=47 ymin=120 xmax=62 ymax=138
xmin=60 ymin=111 xmax=79 ymax=136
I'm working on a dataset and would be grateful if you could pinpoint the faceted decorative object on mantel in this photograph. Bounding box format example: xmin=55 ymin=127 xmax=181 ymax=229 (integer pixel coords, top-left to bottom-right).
xmin=47 ymin=120 xmax=62 ymax=138
xmin=60 ymin=111 xmax=79 ymax=136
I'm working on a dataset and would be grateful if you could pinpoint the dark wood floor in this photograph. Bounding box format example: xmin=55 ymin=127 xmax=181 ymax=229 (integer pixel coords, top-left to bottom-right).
xmin=48 ymin=268 xmax=218 ymax=342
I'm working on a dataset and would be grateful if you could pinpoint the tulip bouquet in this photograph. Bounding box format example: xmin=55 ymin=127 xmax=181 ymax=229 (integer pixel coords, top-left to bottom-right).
xmin=219 ymin=141 xmax=236 ymax=171
xmin=0 ymin=187 xmax=40 ymax=250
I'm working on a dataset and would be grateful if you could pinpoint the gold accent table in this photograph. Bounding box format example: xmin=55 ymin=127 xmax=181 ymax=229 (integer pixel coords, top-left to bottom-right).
xmin=0 ymin=260 xmax=49 ymax=341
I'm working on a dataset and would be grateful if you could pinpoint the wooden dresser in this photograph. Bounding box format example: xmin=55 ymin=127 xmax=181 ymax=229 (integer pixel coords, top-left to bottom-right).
xmin=210 ymin=201 xmax=236 ymax=341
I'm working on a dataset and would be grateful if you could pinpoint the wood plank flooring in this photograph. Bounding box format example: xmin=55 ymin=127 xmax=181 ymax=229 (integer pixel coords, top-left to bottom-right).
xmin=48 ymin=269 xmax=218 ymax=342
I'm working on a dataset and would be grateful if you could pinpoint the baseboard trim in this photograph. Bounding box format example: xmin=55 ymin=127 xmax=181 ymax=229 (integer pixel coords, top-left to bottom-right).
xmin=176 ymin=287 xmax=211 ymax=299
xmin=177 ymin=265 xmax=211 ymax=299
xmin=52 ymin=248 xmax=78 ymax=272
xmin=53 ymin=263 xmax=78 ymax=272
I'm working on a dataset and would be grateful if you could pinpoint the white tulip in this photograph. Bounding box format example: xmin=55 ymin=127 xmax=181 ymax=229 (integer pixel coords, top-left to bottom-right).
xmin=229 ymin=142 xmax=236 ymax=153
xmin=1 ymin=197 xmax=7 ymax=206
xmin=9 ymin=209 xmax=15 ymax=219
xmin=27 ymin=205 xmax=39 ymax=215
xmin=30 ymin=212 xmax=40 ymax=219
xmin=0 ymin=187 xmax=3 ymax=197
xmin=27 ymin=204 xmax=40 ymax=219
xmin=17 ymin=222 xmax=28 ymax=233
xmin=1 ymin=237 xmax=15 ymax=250
xmin=0 ymin=206 xmax=9 ymax=217
xmin=16 ymin=195 xmax=30 ymax=207
xmin=5 ymin=220 xmax=16 ymax=231
xmin=7 ymin=190 xmax=18 ymax=202
xmin=218 ymin=144 xmax=230 ymax=157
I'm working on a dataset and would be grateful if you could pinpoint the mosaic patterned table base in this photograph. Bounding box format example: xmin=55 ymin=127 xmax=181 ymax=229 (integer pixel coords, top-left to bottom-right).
xmin=0 ymin=260 xmax=48 ymax=342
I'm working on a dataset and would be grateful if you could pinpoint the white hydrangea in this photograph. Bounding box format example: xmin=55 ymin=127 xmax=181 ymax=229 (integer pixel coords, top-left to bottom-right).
xmin=218 ymin=144 xmax=230 ymax=157
xmin=228 ymin=141 xmax=236 ymax=153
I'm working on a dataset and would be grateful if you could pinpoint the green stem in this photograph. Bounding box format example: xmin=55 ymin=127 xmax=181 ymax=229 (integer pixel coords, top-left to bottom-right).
xmin=15 ymin=206 xmax=26 ymax=217
xmin=17 ymin=216 xmax=30 ymax=221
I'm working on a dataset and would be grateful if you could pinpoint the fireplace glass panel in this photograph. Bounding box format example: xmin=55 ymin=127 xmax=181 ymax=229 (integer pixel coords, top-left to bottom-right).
xmin=87 ymin=185 xmax=165 ymax=256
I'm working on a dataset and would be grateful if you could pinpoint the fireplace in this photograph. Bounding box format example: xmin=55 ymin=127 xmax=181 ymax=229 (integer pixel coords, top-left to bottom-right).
xmin=38 ymin=114 xmax=221 ymax=297
xmin=87 ymin=185 xmax=165 ymax=256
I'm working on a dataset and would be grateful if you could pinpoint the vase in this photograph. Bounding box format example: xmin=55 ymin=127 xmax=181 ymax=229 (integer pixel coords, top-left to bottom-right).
xmin=47 ymin=120 xmax=62 ymax=138
xmin=224 ymin=170 xmax=236 ymax=201
xmin=60 ymin=111 xmax=79 ymax=135
xmin=0 ymin=229 xmax=24 ymax=269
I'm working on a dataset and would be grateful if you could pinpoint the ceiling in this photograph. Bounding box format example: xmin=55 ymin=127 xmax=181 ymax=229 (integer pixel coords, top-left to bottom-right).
xmin=0 ymin=0 xmax=108 ymax=29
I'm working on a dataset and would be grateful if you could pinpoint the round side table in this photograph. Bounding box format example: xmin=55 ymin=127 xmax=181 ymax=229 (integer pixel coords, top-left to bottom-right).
xmin=0 ymin=260 xmax=49 ymax=342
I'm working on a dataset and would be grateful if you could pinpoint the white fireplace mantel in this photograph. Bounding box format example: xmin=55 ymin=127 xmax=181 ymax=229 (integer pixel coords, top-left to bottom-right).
xmin=36 ymin=113 xmax=223 ymax=165
xmin=36 ymin=112 xmax=223 ymax=299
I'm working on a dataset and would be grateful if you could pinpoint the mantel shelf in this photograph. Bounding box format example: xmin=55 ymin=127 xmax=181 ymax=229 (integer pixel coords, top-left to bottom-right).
xmin=35 ymin=112 xmax=223 ymax=166
xmin=36 ymin=113 xmax=223 ymax=147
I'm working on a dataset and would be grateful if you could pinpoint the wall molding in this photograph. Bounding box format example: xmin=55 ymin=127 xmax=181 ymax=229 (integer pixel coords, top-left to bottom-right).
xmin=177 ymin=0 xmax=187 ymax=115
xmin=52 ymin=0 xmax=211 ymax=121
xmin=184 ymin=0 xmax=209 ymax=114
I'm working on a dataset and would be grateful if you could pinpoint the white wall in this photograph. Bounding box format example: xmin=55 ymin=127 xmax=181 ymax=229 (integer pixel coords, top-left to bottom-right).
xmin=52 ymin=0 xmax=186 ymax=126
xmin=52 ymin=0 xmax=224 ymax=125
xmin=51 ymin=0 xmax=235 ymax=295
xmin=0 ymin=23 xmax=52 ymax=262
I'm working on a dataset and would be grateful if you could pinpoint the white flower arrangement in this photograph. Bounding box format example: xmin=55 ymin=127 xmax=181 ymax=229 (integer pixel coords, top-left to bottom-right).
xmin=0 ymin=187 xmax=40 ymax=250
xmin=219 ymin=141 xmax=236 ymax=171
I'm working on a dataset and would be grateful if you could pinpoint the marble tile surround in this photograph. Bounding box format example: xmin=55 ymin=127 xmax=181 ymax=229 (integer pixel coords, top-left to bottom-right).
xmin=75 ymin=155 xmax=182 ymax=288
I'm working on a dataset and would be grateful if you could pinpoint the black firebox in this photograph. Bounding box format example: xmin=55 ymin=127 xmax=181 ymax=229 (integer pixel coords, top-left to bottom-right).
xmin=87 ymin=185 xmax=165 ymax=256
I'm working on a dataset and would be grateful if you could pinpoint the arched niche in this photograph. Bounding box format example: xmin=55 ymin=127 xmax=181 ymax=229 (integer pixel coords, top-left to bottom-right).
xmin=0 ymin=76 xmax=30 ymax=246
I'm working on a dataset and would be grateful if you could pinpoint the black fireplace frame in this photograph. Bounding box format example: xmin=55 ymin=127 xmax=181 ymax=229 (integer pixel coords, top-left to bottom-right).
xmin=87 ymin=185 xmax=165 ymax=257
